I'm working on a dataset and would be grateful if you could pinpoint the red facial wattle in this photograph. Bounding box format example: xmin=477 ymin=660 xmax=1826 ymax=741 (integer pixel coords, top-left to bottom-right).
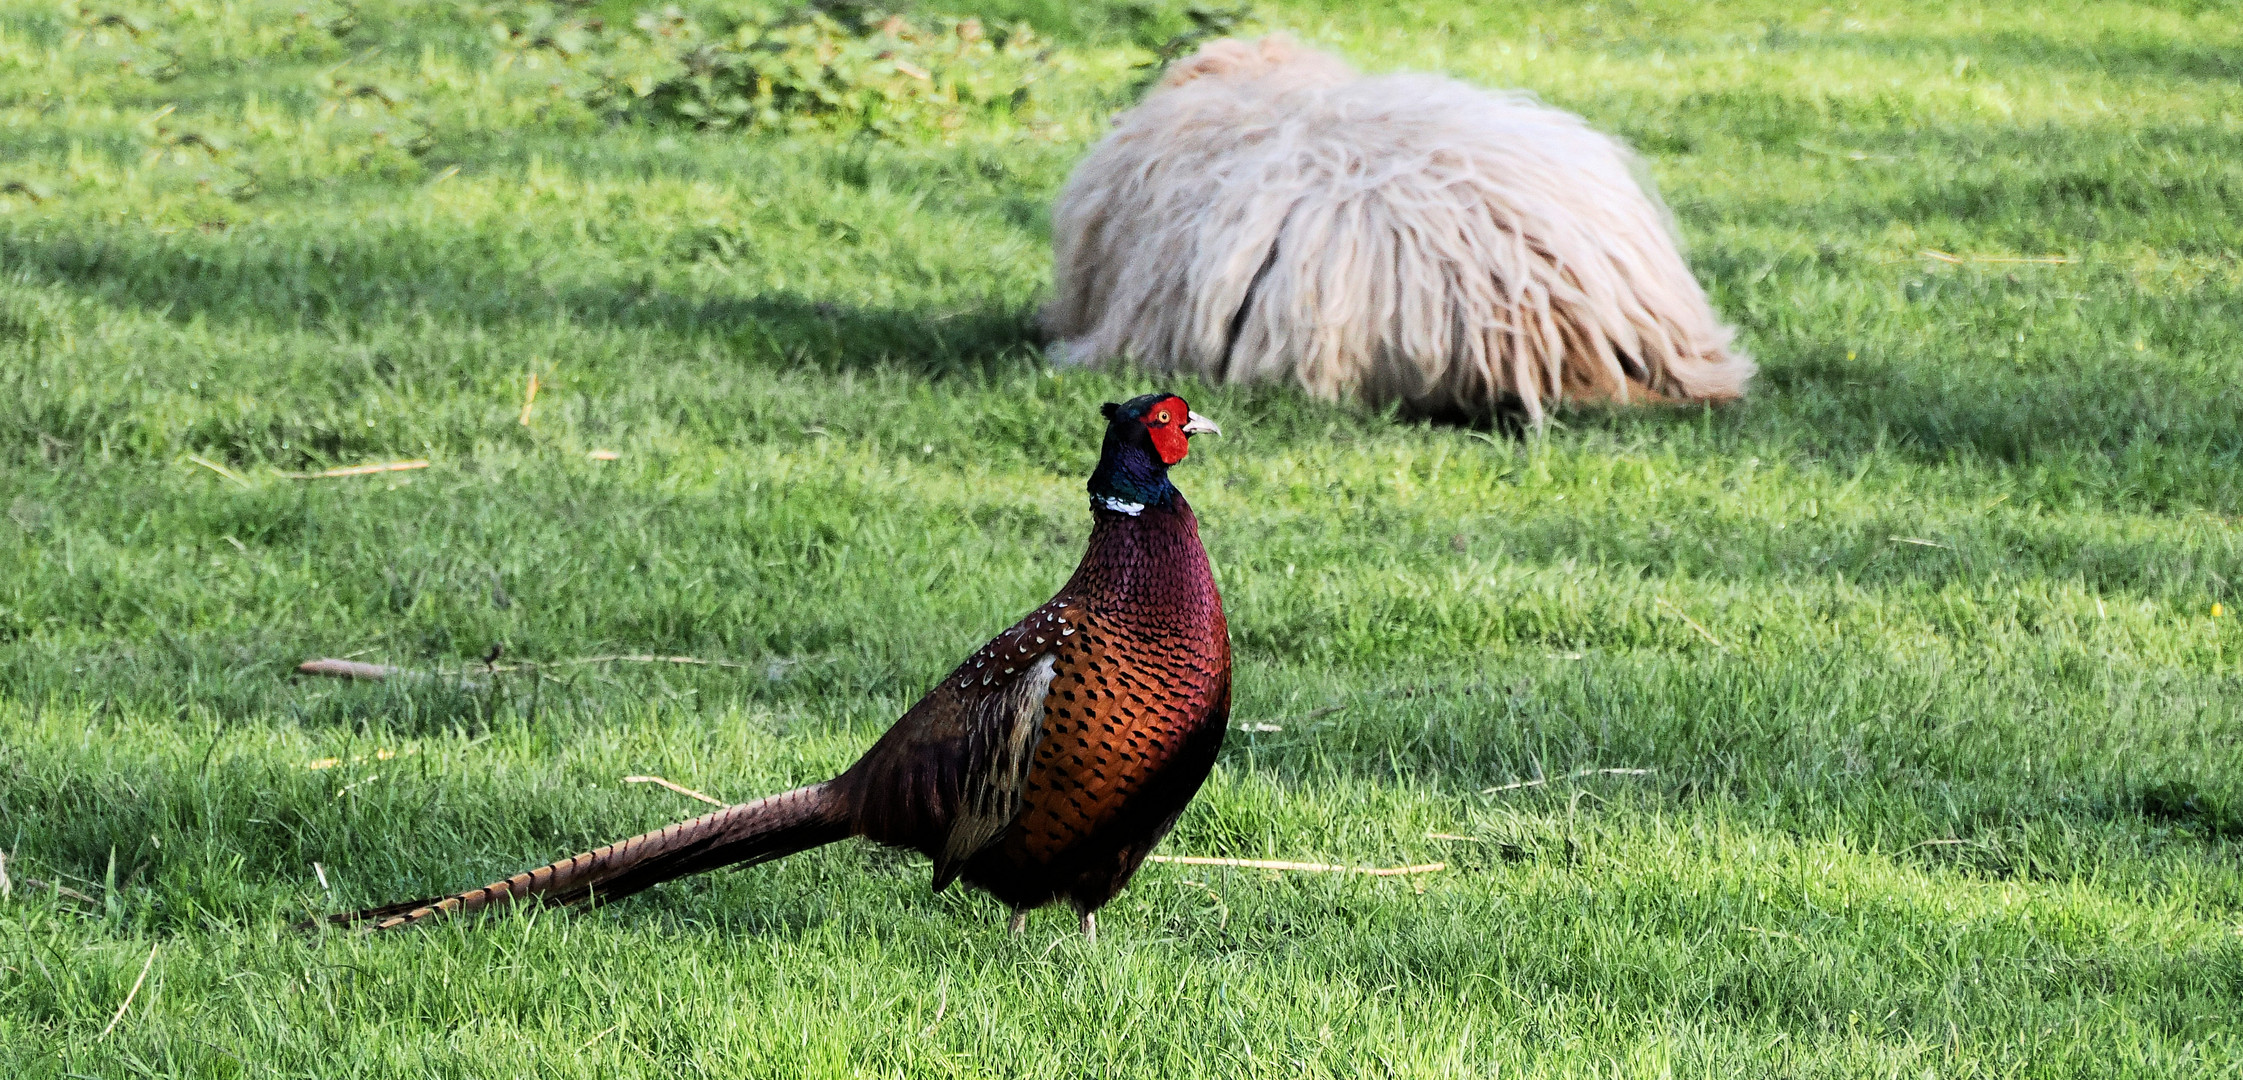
xmin=1144 ymin=397 xmax=1191 ymax=464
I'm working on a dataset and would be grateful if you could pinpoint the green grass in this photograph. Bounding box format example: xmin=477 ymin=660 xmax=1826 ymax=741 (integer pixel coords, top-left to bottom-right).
xmin=5 ymin=0 xmax=2243 ymax=1075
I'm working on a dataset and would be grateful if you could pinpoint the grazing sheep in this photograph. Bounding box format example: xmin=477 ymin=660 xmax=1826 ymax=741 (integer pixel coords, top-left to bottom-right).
xmin=1044 ymin=36 xmax=1753 ymax=425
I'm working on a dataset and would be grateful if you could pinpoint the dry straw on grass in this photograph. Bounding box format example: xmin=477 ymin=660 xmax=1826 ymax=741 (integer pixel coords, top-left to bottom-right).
xmin=622 ymin=775 xmax=730 ymax=807
xmin=1046 ymin=36 xmax=1752 ymax=424
xmin=278 ymin=459 xmax=429 ymax=479
xmin=1147 ymin=855 xmax=1446 ymax=876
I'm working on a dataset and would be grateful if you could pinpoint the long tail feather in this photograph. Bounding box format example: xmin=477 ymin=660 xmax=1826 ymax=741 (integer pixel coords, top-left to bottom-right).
xmin=319 ymin=782 xmax=850 ymax=931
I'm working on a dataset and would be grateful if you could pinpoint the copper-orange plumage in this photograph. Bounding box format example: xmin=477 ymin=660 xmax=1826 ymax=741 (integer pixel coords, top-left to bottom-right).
xmin=322 ymin=393 xmax=1228 ymax=939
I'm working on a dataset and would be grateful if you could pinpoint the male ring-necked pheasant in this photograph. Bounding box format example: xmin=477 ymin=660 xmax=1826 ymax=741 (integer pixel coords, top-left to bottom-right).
xmin=324 ymin=393 xmax=1228 ymax=940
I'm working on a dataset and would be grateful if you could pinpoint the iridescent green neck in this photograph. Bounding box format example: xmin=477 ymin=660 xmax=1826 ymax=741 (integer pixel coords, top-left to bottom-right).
xmin=1087 ymin=440 xmax=1179 ymax=511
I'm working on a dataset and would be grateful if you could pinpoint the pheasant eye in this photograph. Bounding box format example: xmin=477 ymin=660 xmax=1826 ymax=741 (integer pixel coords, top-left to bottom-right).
xmin=1156 ymin=410 xmax=1171 ymax=424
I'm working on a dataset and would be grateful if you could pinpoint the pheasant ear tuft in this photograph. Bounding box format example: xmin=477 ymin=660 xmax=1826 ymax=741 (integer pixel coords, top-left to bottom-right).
xmin=1100 ymin=401 xmax=1122 ymax=420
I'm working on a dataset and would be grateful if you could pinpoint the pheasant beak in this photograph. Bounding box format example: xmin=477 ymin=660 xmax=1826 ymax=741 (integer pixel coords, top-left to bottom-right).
xmin=1181 ymin=411 xmax=1221 ymax=437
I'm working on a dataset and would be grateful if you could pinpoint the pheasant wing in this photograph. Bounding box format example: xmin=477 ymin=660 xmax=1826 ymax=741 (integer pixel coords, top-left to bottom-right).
xmin=842 ymin=599 xmax=1077 ymax=889
xmin=932 ymin=652 xmax=1056 ymax=888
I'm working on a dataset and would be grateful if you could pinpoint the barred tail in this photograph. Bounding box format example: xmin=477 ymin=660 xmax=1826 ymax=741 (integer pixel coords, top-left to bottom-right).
xmin=323 ymin=782 xmax=851 ymax=931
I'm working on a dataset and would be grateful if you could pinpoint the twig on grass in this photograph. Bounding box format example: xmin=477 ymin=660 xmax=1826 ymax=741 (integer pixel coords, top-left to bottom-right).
xmin=1654 ymin=597 xmax=1727 ymax=652
xmin=96 ymin=945 xmax=157 ymax=1042
xmin=307 ymin=749 xmax=405 ymax=770
xmin=519 ymin=372 xmax=540 ymax=426
xmin=297 ymin=659 xmax=403 ymax=680
xmin=1920 ymin=249 xmax=2072 ymax=266
xmin=1145 ymin=855 xmax=1446 ymax=877
xmin=554 ymin=654 xmax=751 ymax=670
xmin=1482 ymin=767 xmax=1655 ymax=795
xmin=297 ymin=653 xmax=756 ymax=691
xmin=277 ymin=460 xmax=429 ymax=480
xmin=297 ymin=654 xmax=754 ymax=682
xmin=24 ymin=878 xmax=101 ymax=907
xmin=295 ymin=659 xmax=487 ymax=693
xmin=622 ymin=775 xmax=728 ymax=807
xmin=1233 ymin=703 xmax=1347 ymax=734
xmin=1889 ymin=536 xmax=1952 ymax=550
xmin=1796 ymin=139 xmax=1882 ymax=162
xmin=187 ymin=454 xmax=250 ymax=487
xmin=917 ymin=983 xmax=948 ymax=1037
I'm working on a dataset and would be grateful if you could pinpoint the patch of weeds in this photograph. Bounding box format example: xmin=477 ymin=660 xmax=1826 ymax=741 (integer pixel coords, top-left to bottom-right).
xmin=622 ymin=6 xmax=1057 ymax=137
xmin=485 ymin=0 xmax=615 ymax=74
xmin=128 ymin=79 xmax=434 ymax=214
xmin=1119 ymin=1 xmax=1254 ymax=95
xmin=61 ymin=0 xmax=359 ymax=78
xmin=310 ymin=62 xmax=437 ymax=165
xmin=134 ymin=108 xmax=261 ymax=221
xmin=60 ymin=2 xmax=185 ymax=82
xmin=475 ymin=3 xmax=1060 ymax=139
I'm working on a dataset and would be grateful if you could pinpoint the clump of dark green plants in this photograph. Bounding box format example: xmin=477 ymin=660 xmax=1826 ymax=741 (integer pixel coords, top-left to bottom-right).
xmin=639 ymin=7 xmax=1052 ymax=134
xmin=490 ymin=1 xmax=1058 ymax=137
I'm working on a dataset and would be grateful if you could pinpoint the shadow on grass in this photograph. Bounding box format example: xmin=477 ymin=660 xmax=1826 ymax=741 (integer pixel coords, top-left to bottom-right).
xmin=0 ymin=228 xmax=1048 ymax=381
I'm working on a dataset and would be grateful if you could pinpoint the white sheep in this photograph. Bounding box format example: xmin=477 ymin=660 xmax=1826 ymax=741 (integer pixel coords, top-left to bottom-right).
xmin=1045 ymin=36 xmax=1753 ymax=424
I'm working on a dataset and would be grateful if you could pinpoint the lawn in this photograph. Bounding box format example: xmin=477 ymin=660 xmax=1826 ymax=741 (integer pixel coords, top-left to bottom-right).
xmin=4 ymin=0 xmax=2242 ymax=1075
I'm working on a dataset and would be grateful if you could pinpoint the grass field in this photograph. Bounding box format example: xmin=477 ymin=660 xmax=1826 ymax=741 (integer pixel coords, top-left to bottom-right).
xmin=5 ymin=0 xmax=2243 ymax=1075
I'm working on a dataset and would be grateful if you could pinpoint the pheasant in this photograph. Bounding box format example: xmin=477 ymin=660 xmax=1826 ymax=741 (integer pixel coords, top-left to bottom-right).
xmin=322 ymin=393 xmax=1228 ymax=940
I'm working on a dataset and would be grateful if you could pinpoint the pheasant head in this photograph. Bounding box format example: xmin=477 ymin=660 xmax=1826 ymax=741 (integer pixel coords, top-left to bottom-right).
xmin=1088 ymin=393 xmax=1221 ymax=513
